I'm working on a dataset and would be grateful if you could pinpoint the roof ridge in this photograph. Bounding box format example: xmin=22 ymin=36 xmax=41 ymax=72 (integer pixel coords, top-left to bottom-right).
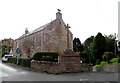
xmin=18 ymin=19 xmax=57 ymax=39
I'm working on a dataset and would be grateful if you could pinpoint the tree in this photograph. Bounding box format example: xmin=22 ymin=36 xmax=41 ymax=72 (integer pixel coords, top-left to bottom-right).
xmin=73 ymin=38 xmax=84 ymax=52
xmin=105 ymin=34 xmax=117 ymax=54
xmin=117 ymin=41 xmax=120 ymax=54
xmin=1 ymin=40 xmax=13 ymax=57
xmin=92 ymin=32 xmax=106 ymax=63
xmin=83 ymin=36 xmax=94 ymax=63
xmin=80 ymin=51 xmax=89 ymax=63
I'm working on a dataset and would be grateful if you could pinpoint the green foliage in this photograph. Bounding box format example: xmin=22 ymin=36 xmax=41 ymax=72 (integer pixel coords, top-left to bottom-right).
xmin=18 ymin=58 xmax=31 ymax=67
xmin=96 ymin=59 xmax=100 ymax=64
xmin=8 ymin=57 xmax=31 ymax=67
xmin=95 ymin=61 xmax=108 ymax=67
xmin=1 ymin=40 xmax=13 ymax=57
xmin=118 ymin=41 xmax=120 ymax=54
xmin=100 ymin=61 xmax=108 ymax=66
xmin=102 ymin=52 xmax=115 ymax=63
xmin=92 ymin=32 xmax=106 ymax=63
xmin=84 ymin=36 xmax=94 ymax=52
xmin=42 ymin=56 xmax=52 ymax=61
xmin=32 ymin=52 xmax=59 ymax=62
xmin=110 ymin=58 xmax=120 ymax=64
xmin=94 ymin=65 xmax=101 ymax=67
xmin=105 ymin=36 xmax=115 ymax=53
xmin=83 ymin=36 xmax=94 ymax=64
xmin=73 ymin=38 xmax=84 ymax=52
xmin=80 ymin=51 xmax=89 ymax=63
xmin=8 ymin=57 xmax=17 ymax=64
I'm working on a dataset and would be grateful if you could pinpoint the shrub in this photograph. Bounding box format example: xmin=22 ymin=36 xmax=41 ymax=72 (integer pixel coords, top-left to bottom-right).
xmin=32 ymin=52 xmax=59 ymax=61
xmin=100 ymin=61 xmax=108 ymax=66
xmin=102 ymin=52 xmax=115 ymax=63
xmin=80 ymin=51 xmax=89 ymax=63
xmin=95 ymin=61 xmax=108 ymax=67
xmin=110 ymin=58 xmax=120 ymax=64
xmin=8 ymin=57 xmax=17 ymax=64
xmin=110 ymin=58 xmax=118 ymax=63
xmin=94 ymin=65 xmax=101 ymax=67
xmin=118 ymin=58 xmax=120 ymax=63
xmin=18 ymin=58 xmax=31 ymax=67
xmin=8 ymin=57 xmax=31 ymax=67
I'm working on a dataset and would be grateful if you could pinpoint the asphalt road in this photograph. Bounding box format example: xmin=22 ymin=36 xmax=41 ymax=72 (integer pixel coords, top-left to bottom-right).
xmin=0 ymin=61 xmax=119 ymax=82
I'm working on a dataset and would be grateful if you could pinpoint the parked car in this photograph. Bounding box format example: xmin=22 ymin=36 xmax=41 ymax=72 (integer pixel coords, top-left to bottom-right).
xmin=2 ymin=54 xmax=13 ymax=62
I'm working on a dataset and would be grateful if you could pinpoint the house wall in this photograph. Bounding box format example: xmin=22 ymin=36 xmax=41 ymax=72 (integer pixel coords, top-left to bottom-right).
xmin=13 ymin=19 xmax=73 ymax=58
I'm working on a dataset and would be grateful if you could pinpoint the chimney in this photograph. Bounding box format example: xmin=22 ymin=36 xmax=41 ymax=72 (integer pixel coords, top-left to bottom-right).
xmin=25 ymin=28 xmax=29 ymax=34
xmin=56 ymin=9 xmax=62 ymax=19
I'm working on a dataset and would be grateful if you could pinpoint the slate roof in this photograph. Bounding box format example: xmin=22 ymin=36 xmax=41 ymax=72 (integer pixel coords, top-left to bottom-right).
xmin=18 ymin=19 xmax=57 ymax=39
xmin=18 ymin=17 xmax=69 ymax=40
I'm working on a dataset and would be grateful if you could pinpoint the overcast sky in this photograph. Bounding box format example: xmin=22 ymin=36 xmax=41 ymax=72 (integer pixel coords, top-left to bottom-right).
xmin=0 ymin=0 xmax=119 ymax=43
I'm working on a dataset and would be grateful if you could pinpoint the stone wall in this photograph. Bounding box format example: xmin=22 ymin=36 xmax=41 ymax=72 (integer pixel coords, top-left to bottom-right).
xmin=30 ymin=50 xmax=92 ymax=74
xmin=31 ymin=61 xmax=61 ymax=74
xmin=13 ymin=18 xmax=73 ymax=58
xmin=93 ymin=64 xmax=120 ymax=72
xmin=103 ymin=64 xmax=120 ymax=72
xmin=30 ymin=61 xmax=92 ymax=74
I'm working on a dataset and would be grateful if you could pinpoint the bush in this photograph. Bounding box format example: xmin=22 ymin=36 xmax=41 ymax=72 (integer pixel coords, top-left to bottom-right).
xmin=8 ymin=57 xmax=17 ymax=64
xmin=32 ymin=52 xmax=59 ymax=61
xmin=80 ymin=51 xmax=89 ymax=63
xmin=110 ymin=58 xmax=120 ymax=64
xmin=94 ymin=65 xmax=101 ymax=67
xmin=102 ymin=52 xmax=115 ymax=63
xmin=110 ymin=58 xmax=118 ymax=63
xmin=42 ymin=56 xmax=52 ymax=61
xmin=8 ymin=57 xmax=31 ymax=67
xmin=95 ymin=61 xmax=108 ymax=67
xmin=18 ymin=58 xmax=31 ymax=67
xmin=100 ymin=61 xmax=108 ymax=66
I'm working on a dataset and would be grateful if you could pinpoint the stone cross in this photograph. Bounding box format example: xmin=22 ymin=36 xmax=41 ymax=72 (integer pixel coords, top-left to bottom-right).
xmin=66 ymin=24 xmax=71 ymax=50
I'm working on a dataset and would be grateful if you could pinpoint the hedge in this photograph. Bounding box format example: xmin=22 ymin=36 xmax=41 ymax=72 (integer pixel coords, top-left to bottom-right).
xmin=8 ymin=57 xmax=17 ymax=64
xmin=32 ymin=52 xmax=59 ymax=61
xmin=8 ymin=57 xmax=31 ymax=67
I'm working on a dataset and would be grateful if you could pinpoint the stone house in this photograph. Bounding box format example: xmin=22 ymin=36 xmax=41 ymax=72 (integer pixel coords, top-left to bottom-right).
xmin=13 ymin=10 xmax=73 ymax=58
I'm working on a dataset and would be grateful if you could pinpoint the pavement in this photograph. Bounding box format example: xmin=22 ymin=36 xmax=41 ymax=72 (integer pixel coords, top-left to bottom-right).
xmin=0 ymin=61 xmax=119 ymax=82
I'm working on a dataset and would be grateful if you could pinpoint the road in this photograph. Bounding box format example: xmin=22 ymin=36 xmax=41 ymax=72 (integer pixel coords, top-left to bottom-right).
xmin=0 ymin=61 xmax=119 ymax=82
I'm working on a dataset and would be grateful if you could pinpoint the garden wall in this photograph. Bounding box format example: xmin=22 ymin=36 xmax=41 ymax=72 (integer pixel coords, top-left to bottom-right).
xmin=31 ymin=61 xmax=61 ymax=74
xmin=31 ymin=61 xmax=92 ymax=74
xmin=93 ymin=64 xmax=120 ymax=72
xmin=31 ymin=50 xmax=93 ymax=74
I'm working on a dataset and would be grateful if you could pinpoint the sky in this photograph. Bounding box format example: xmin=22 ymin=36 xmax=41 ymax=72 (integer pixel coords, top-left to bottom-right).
xmin=0 ymin=0 xmax=119 ymax=43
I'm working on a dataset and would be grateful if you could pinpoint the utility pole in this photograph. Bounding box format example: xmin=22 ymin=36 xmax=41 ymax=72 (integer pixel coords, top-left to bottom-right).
xmin=114 ymin=33 xmax=117 ymax=56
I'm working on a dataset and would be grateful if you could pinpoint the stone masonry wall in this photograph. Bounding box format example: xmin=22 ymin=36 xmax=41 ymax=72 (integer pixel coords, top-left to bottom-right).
xmin=31 ymin=61 xmax=61 ymax=74
xmin=31 ymin=61 xmax=92 ymax=74
xmin=30 ymin=50 xmax=92 ymax=74
xmin=93 ymin=64 xmax=120 ymax=72
xmin=13 ymin=19 xmax=73 ymax=58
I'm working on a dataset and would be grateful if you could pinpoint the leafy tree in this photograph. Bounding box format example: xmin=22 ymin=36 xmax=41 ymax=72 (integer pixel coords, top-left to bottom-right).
xmin=118 ymin=41 xmax=120 ymax=48
xmin=117 ymin=41 xmax=120 ymax=54
xmin=92 ymin=32 xmax=106 ymax=63
xmin=83 ymin=36 xmax=94 ymax=63
xmin=105 ymin=36 xmax=115 ymax=53
xmin=80 ymin=51 xmax=89 ymax=63
xmin=73 ymin=38 xmax=84 ymax=52
xmin=105 ymin=34 xmax=118 ymax=55
xmin=1 ymin=40 xmax=13 ymax=57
